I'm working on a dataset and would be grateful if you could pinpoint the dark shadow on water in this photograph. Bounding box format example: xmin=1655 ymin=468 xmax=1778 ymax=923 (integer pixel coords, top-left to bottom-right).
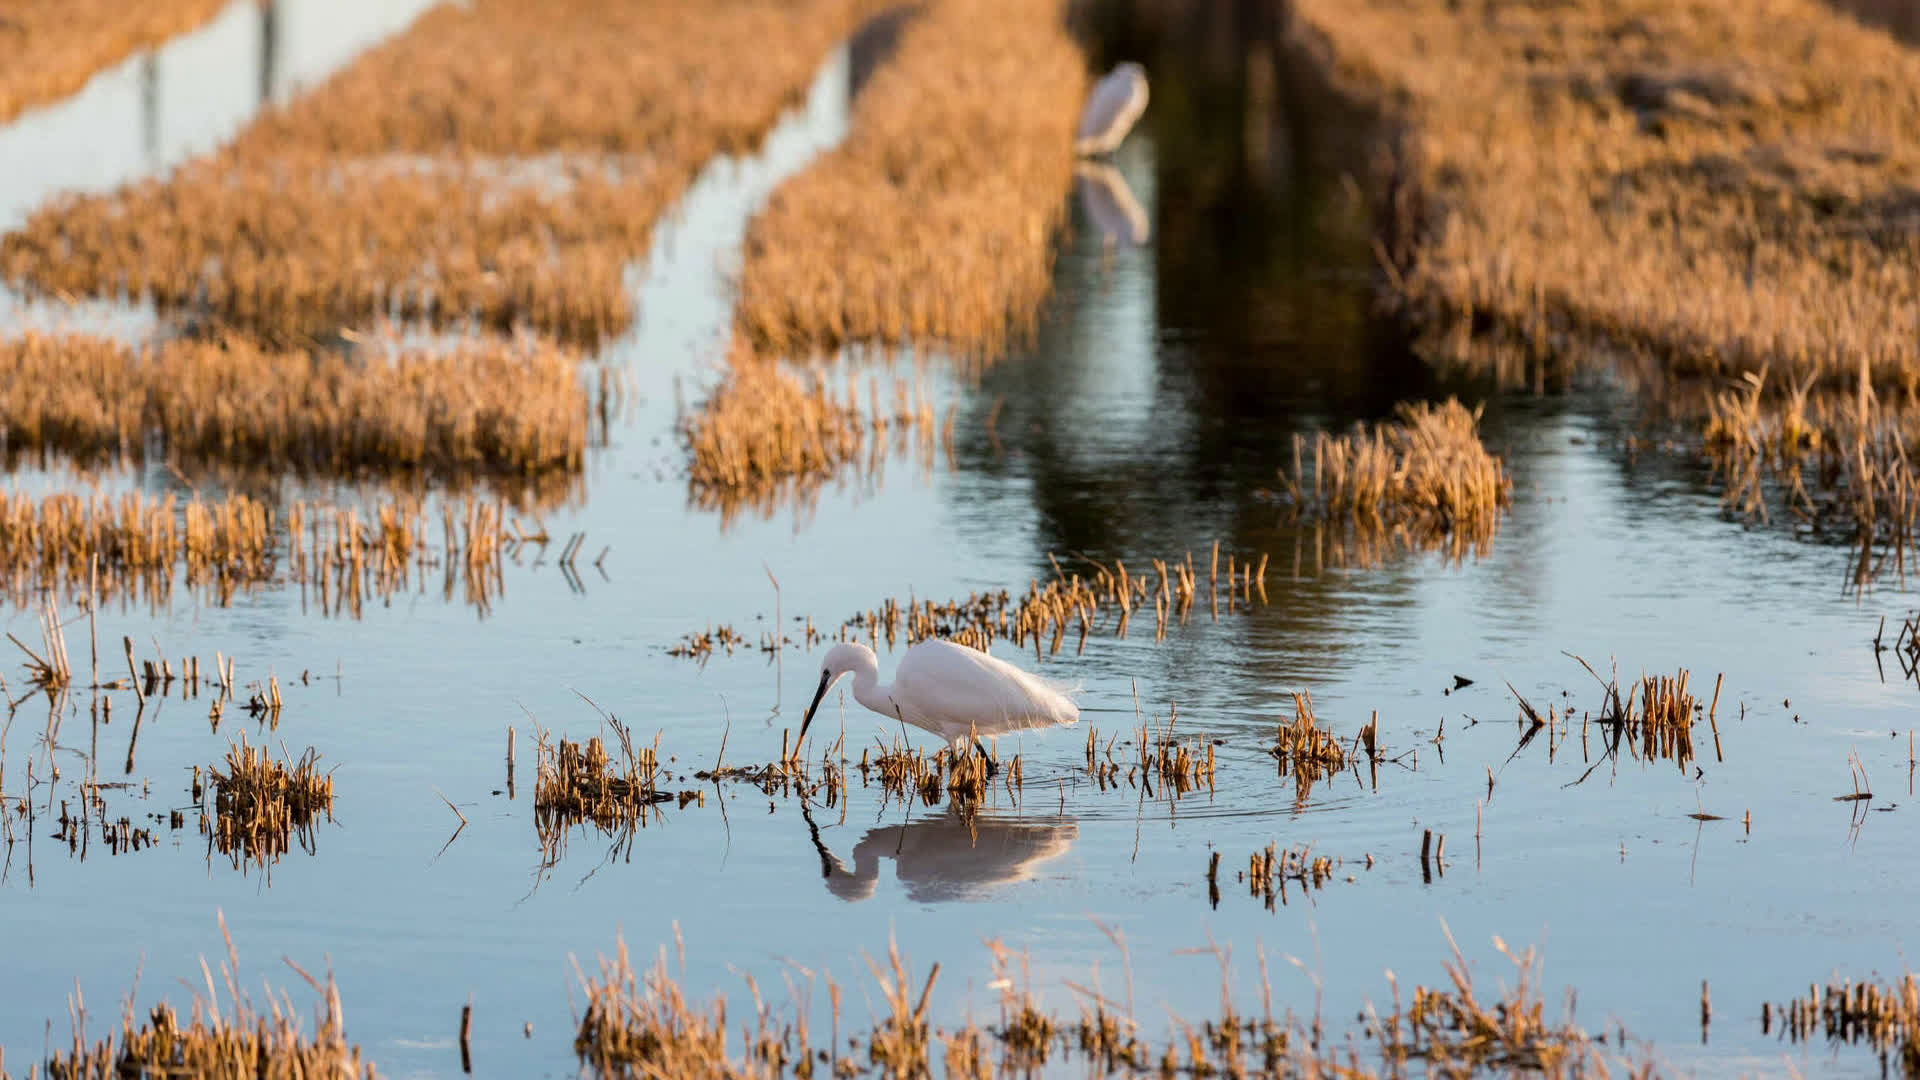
xmin=1822 ymin=0 xmax=1920 ymax=42
xmin=945 ymin=3 xmax=1501 ymax=565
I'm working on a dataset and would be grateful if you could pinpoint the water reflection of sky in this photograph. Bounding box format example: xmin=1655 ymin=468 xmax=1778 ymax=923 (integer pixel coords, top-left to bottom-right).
xmin=0 ymin=8 xmax=1915 ymax=1079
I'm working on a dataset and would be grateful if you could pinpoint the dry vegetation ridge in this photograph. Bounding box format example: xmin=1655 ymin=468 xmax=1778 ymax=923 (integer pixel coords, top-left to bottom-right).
xmin=2 ymin=0 xmax=890 ymax=346
xmin=1293 ymin=0 xmax=1920 ymax=388
xmin=0 ymin=333 xmax=587 ymax=480
xmin=0 ymin=0 xmax=229 ymax=124
xmin=735 ymin=0 xmax=1088 ymax=357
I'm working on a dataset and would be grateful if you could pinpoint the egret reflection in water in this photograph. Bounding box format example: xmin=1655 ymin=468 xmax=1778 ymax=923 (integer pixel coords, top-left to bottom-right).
xmin=1075 ymin=160 xmax=1149 ymax=248
xmin=803 ymin=805 xmax=1077 ymax=903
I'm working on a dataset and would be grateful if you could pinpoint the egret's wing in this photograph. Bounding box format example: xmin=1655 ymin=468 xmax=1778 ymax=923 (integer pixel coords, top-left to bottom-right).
xmin=893 ymin=641 xmax=1079 ymax=736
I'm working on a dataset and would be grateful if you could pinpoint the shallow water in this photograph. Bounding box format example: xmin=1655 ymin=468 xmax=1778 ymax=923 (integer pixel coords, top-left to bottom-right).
xmin=1 ymin=9 xmax=1917 ymax=1079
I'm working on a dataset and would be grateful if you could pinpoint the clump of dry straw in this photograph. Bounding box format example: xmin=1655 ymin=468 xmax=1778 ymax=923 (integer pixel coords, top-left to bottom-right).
xmin=1283 ymin=399 xmax=1510 ymax=541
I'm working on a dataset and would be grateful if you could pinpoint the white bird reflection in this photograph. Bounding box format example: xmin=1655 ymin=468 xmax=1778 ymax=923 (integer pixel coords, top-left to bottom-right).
xmin=803 ymin=805 xmax=1077 ymax=903
xmin=1075 ymin=160 xmax=1150 ymax=249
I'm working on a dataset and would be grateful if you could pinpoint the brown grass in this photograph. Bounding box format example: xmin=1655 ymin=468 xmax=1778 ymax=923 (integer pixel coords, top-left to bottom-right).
xmin=565 ymin=929 xmax=1628 ymax=1080
xmin=838 ymin=546 xmax=1270 ymax=661
xmin=35 ymin=925 xmax=373 ymax=1080
xmin=2 ymin=0 xmax=886 ymax=345
xmin=1293 ymin=0 xmax=1920 ymax=389
xmin=1244 ymin=843 xmax=1339 ymax=909
xmin=1270 ymin=691 xmax=1349 ymax=807
xmin=0 ymin=332 xmax=587 ymax=481
xmin=1282 ymin=399 xmax=1510 ymax=545
xmin=533 ymin=720 xmax=669 ymax=869
xmin=858 ymin=742 xmax=1001 ymax=807
xmin=203 ymin=733 xmax=334 ymax=868
xmin=0 ymin=489 xmax=521 ymax=615
xmin=0 ymin=0 xmax=229 ymax=124
xmin=0 ymin=490 xmax=273 ymax=609
xmin=574 ymin=936 xmax=740 ymax=1080
xmin=1696 ymin=362 xmax=1920 ymax=585
xmin=1548 ymin=657 xmax=1720 ymax=782
xmin=680 ymin=357 xmax=949 ymax=510
xmin=734 ymin=0 xmax=1087 ymax=358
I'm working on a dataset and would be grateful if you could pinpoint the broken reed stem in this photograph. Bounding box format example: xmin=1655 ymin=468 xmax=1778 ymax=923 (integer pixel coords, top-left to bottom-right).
xmin=1270 ymin=691 xmax=1348 ymax=806
xmin=533 ymin=721 xmax=664 ymax=849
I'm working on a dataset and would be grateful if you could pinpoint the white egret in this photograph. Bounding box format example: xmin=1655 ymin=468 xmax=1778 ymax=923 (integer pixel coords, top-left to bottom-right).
xmin=798 ymin=639 xmax=1079 ymax=756
xmin=1076 ymin=61 xmax=1149 ymax=157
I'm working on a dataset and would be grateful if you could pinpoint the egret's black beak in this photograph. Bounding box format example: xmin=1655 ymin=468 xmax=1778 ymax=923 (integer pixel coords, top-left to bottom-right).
xmin=799 ymin=669 xmax=832 ymax=745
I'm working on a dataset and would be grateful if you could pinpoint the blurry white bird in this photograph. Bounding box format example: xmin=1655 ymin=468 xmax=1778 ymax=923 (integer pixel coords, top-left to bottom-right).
xmin=798 ymin=639 xmax=1079 ymax=754
xmin=1076 ymin=61 xmax=1149 ymax=156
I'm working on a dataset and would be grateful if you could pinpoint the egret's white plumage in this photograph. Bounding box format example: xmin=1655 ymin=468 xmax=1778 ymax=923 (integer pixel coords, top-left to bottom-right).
xmin=1076 ymin=61 xmax=1149 ymax=156
xmin=798 ymin=639 xmax=1079 ymax=750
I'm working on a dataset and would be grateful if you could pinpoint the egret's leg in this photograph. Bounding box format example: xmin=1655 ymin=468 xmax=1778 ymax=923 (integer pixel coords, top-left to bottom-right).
xmin=972 ymin=737 xmax=998 ymax=779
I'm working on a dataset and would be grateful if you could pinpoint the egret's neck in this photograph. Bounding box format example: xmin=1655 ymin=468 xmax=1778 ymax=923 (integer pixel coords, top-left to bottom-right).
xmin=847 ymin=657 xmax=896 ymax=720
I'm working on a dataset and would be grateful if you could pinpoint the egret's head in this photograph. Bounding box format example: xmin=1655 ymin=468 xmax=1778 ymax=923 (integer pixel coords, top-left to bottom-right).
xmin=800 ymin=642 xmax=874 ymax=744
